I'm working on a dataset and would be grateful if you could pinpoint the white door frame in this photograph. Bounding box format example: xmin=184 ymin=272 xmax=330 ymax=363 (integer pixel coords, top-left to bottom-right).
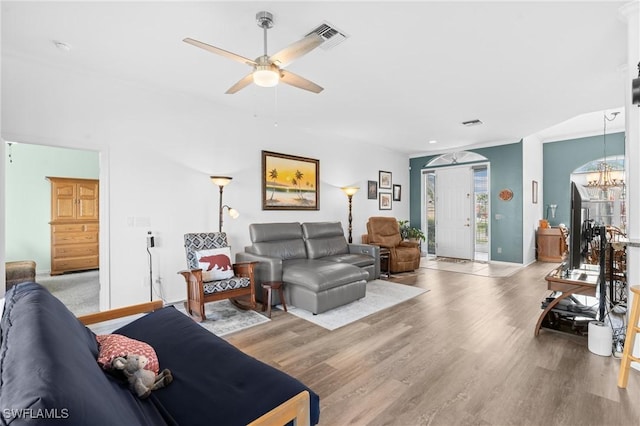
xmin=421 ymin=162 xmax=491 ymax=261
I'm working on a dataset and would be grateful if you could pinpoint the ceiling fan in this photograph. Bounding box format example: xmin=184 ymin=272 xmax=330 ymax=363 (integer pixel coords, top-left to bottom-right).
xmin=184 ymin=11 xmax=324 ymax=94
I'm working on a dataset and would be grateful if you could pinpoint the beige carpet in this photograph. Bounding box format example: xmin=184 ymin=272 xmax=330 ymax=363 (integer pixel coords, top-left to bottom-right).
xmin=36 ymin=270 xmax=100 ymax=316
xmin=279 ymin=279 xmax=428 ymax=331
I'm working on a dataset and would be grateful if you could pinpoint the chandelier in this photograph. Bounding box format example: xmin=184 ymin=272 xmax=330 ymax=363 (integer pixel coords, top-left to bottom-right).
xmin=586 ymin=112 xmax=625 ymax=199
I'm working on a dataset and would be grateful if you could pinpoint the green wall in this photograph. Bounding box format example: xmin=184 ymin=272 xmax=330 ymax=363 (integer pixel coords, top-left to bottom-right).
xmin=5 ymin=143 xmax=99 ymax=274
xmin=408 ymin=133 xmax=625 ymax=265
xmin=410 ymin=141 xmax=523 ymax=263
xmin=543 ymin=132 xmax=624 ymax=227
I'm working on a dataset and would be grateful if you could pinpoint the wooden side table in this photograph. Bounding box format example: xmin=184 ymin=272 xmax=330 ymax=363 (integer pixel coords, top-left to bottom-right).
xmin=379 ymin=248 xmax=391 ymax=279
xmin=261 ymin=281 xmax=287 ymax=318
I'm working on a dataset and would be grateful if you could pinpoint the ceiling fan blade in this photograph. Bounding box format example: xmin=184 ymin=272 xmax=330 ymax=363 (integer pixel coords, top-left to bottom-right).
xmin=280 ymin=70 xmax=323 ymax=94
xmin=225 ymin=73 xmax=254 ymax=94
xmin=183 ymin=37 xmax=256 ymax=67
xmin=270 ymin=33 xmax=323 ymax=68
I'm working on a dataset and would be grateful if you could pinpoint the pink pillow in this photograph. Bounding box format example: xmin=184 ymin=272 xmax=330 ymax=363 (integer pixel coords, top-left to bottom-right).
xmin=96 ymin=334 xmax=159 ymax=374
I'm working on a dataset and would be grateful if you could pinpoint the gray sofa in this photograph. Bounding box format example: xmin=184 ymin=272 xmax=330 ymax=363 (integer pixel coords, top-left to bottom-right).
xmin=236 ymin=222 xmax=380 ymax=314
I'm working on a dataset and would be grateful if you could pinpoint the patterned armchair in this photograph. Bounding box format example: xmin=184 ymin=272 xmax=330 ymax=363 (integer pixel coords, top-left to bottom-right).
xmin=178 ymin=232 xmax=256 ymax=322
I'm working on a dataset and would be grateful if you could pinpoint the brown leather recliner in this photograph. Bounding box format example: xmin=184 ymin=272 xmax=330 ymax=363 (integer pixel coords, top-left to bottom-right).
xmin=366 ymin=217 xmax=420 ymax=273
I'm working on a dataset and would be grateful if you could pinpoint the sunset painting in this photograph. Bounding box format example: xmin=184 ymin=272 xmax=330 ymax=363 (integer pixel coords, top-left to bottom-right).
xmin=262 ymin=151 xmax=319 ymax=210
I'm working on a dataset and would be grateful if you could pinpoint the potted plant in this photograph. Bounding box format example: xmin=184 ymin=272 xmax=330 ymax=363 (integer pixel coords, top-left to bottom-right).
xmin=405 ymin=226 xmax=426 ymax=242
xmin=398 ymin=220 xmax=426 ymax=242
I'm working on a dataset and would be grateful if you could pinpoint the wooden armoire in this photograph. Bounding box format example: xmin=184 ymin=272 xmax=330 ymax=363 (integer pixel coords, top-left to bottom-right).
xmin=47 ymin=177 xmax=99 ymax=275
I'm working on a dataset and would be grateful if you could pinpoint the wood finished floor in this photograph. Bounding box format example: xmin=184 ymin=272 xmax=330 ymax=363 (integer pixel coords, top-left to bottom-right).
xmin=226 ymin=262 xmax=640 ymax=426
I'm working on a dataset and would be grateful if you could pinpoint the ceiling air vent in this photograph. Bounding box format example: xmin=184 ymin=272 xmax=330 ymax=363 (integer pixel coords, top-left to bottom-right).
xmin=462 ymin=119 xmax=483 ymax=127
xmin=305 ymin=21 xmax=348 ymax=50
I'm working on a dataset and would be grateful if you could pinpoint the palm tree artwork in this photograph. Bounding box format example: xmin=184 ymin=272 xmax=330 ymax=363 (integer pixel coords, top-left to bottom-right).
xmin=269 ymin=168 xmax=278 ymax=200
xmin=262 ymin=151 xmax=319 ymax=210
xmin=294 ymin=170 xmax=304 ymax=200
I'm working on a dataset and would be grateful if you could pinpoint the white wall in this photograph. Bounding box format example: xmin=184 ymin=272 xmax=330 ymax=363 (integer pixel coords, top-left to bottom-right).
xmin=522 ymin=134 xmax=543 ymax=265
xmin=4 ymin=144 xmax=99 ymax=273
xmin=0 ymin=139 xmax=5 ymax=298
xmin=621 ymin=0 xmax=640 ymax=369
xmin=1 ymin=55 xmax=410 ymax=308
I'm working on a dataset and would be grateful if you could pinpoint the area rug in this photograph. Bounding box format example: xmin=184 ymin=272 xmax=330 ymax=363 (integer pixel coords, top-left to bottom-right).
xmin=174 ymin=300 xmax=270 ymax=337
xmin=436 ymin=256 xmax=469 ymax=263
xmin=279 ymin=279 xmax=428 ymax=331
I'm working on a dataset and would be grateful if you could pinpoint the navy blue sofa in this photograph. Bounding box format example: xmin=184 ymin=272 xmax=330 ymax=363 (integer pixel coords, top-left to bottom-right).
xmin=0 ymin=282 xmax=320 ymax=425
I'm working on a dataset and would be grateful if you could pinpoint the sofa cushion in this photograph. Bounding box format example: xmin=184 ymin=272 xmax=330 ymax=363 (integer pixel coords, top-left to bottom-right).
xmin=203 ymin=276 xmax=251 ymax=294
xmin=321 ymin=253 xmax=375 ymax=268
xmin=249 ymin=222 xmax=303 ymax=242
xmin=302 ymin=222 xmax=350 ymax=260
xmin=248 ymin=222 xmax=307 ymax=260
xmin=0 ymin=282 xmax=171 ymax=425
xmin=96 ymin=334 xmax=160 ymax=374
xmin=195 ymin=247 xmax=234 ymax=281
xmin=113 ymin=306 xmax=321 ymax=426
xmin=283 ymin=259 xmax=368 ymax=292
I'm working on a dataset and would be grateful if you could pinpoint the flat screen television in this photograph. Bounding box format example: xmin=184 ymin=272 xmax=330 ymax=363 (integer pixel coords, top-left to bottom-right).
xmin=569 ymin=181 xmax=591 ymax=271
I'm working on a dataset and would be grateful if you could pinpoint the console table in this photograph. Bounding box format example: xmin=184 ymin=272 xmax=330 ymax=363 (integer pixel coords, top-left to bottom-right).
xmin=536 ymin=227 xmax=567 ymax=262
xmin=535 ymin=266 xmax=599 ymax=336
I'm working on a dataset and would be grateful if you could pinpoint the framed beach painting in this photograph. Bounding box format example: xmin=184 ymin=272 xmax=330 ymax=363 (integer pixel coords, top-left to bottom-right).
xmin=262 ymin=150 xmax=319 ymax=210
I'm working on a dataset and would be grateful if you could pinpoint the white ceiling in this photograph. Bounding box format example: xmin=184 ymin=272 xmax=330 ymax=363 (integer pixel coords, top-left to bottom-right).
xmin=1 ymin=1 xmax=630 ymax=156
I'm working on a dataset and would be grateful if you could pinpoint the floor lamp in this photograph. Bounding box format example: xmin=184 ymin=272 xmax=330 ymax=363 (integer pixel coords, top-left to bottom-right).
xmin=341 ymin=186 xmax=359 ymax=243
xmin=210 ymin=176 xmax=239 ymax=232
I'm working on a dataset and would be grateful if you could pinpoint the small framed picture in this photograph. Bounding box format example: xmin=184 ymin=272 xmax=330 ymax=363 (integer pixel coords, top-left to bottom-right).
xmin=393 ymin=184 xmax=401 ymax=201
xmin=379 ymin=192 xmax=392 ymax=210
xmin=367 ymin=180 xmax=377 ymax=199
xmin=379 ymin=170 xmax=392 ymax=189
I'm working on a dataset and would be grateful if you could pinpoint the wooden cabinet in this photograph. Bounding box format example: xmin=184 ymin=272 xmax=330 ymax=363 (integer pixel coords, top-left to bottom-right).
xmin=536 ymin=227 xmax=567 ymax=262
xmin=48 ymin=177 xmax=99 ymax=275
xmin=50 ymin=178 xmax=99 ymax=221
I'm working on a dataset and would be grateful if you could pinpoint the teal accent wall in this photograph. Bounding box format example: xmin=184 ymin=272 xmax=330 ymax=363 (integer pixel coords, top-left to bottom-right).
xmin=5 ymin=143 xmax=99 ymax=273
xmin=410 ymin=141 xmax=523 ymax=263
xmin=543 ymin=132 xmax=624 ymax=227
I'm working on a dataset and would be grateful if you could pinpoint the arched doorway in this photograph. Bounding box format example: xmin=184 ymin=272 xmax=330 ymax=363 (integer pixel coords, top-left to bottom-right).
xmin=422 ymin=151 xmax=490 ymax=261
xmin=571 ymin=154 xmax=626 ymax=231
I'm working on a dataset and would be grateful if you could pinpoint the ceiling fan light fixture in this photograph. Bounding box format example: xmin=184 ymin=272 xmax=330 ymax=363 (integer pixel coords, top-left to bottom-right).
xmin=253 ymin=66 xmax=279 ymax=87
xmin=184 ymin=10 xmax=323 ymax=94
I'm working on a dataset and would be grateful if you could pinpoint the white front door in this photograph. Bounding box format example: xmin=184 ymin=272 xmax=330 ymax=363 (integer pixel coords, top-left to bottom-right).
xmin=435 ymin=166 xmax=473 ymax=259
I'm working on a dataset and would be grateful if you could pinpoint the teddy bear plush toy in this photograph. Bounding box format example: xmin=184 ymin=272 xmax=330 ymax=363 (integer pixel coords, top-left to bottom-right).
xmin=111 ymin=354 xmax=173 ymax=399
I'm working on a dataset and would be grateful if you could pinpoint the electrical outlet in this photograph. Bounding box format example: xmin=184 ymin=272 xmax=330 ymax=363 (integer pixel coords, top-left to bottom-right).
xmin=497 ymin=247 xmax=502 ymax=254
